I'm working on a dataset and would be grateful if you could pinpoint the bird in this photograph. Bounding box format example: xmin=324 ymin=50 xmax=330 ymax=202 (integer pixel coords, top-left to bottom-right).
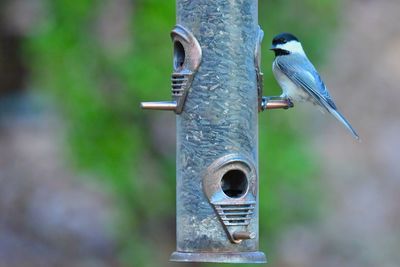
xmin=270 ymin=32 xmax=360 ymax=140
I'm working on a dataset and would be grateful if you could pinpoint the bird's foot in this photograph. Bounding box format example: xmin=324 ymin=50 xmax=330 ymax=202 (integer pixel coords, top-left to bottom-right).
xmin=284 ymin=98 xmax=294 ymax=109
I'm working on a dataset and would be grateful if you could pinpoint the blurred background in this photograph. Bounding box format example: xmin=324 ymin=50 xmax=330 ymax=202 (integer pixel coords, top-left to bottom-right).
xmin=0 ymin=0 xmax=399 ymax=266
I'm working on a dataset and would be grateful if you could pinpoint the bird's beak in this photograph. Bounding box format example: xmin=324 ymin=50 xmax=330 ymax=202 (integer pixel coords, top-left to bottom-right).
xmin=270 ymin=46 xmax=277 ymax=51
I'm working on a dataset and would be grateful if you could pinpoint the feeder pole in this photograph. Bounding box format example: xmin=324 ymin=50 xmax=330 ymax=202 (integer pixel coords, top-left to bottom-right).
xmin=172 ymin=0 xmax=264 ymax=263
xmin=141 ymin=0 xmax=291 ymax=263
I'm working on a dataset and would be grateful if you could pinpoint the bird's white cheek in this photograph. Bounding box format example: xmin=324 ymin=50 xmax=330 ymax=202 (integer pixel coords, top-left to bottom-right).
xmin=276 ymin=41 xmax=306 ymax=56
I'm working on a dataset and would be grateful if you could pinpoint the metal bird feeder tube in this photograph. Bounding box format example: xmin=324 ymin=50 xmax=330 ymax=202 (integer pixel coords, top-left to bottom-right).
xmin=141 ymin=0 xmax=291 ymax=264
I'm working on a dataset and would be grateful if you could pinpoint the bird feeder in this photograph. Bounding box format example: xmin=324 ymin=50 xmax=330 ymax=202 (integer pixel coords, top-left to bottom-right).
xmin=141 ymin=0 xmax=291 ymax=263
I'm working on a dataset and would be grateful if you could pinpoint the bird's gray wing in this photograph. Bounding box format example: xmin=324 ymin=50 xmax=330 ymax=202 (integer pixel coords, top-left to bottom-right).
xmin=275 ymin=54 xmax=336 ymax=110
xmin=276 ymin=54 xmax=360 ymax=140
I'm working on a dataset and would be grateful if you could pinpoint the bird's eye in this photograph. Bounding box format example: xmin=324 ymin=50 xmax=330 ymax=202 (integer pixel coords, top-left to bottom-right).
xmin=281 ymin=39 xmax=287 ymax=44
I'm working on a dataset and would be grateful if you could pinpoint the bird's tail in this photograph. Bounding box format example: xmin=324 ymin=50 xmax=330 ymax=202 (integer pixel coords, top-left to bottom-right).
xmin=328 ymin=107 xmax=360 ymax=141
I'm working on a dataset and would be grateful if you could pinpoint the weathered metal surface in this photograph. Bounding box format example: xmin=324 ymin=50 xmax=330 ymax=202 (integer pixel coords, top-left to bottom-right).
xmin=173 ymin=0 xmax=266 ymax=263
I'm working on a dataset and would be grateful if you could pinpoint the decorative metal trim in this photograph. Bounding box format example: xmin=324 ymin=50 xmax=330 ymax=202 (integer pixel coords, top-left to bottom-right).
xmin=202 ymin=154 xmax=257 ymax=244
xmin=171 ymin=25 xmax=202 ymax=72
xmin=171 ymin=25 xmax=202 ymax=114
xmin=140 ymin=25 xmax=202 ymax=113
xmin=170 ymin=251 xmax=266 ymax=263
xmin=255 ymin=26 xmax=264 ymax=112
xmin=214 ymin=203 xmax=255 ymax=226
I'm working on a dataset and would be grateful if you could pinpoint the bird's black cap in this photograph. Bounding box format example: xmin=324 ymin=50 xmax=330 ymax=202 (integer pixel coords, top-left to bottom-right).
xmin=272 ymin=33 xmax=299 ymax=46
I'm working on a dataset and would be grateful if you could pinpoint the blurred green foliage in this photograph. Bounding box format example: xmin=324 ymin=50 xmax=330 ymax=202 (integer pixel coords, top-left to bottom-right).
xmin=26 ymin=0 xmax=339 ymax=266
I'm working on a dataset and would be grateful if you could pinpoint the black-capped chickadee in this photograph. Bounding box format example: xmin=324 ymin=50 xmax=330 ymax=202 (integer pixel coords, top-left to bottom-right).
xmin=270 ymin=33 xmax=359 ymax=140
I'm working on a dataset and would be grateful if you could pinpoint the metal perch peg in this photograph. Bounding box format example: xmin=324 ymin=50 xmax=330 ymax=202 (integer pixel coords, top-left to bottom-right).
xmin=261 ymin=96 xmax=294 ymax=110
xmin=233 ymin=231 xmax=256 ymax=241
xmin=140 ymin=101 xmax=177 ymax=111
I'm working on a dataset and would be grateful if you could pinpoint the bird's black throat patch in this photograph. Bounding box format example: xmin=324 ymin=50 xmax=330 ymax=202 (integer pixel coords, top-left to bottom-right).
xmin=273 ymin=49 xmax=290 ymax=57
